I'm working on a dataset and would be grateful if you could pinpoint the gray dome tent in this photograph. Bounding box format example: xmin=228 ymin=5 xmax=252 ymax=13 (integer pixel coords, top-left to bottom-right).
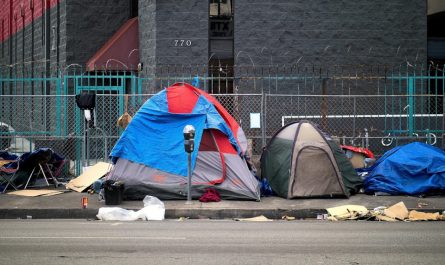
xmin=261 ymin=120 xmax=362 ymax=198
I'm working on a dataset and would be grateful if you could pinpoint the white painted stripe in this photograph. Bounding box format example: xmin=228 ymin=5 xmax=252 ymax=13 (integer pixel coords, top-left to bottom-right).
xmin=282 ymin=114 xmax=444 ymax=126
xmin=0 ymin=236 xmax=187 ymax=240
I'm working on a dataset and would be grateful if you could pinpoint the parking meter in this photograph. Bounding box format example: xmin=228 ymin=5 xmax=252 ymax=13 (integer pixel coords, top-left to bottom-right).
xmin=183 ymin=125 xmax=195 ymax=204
xmin=183 ymin=125 xmax=195 ymax=153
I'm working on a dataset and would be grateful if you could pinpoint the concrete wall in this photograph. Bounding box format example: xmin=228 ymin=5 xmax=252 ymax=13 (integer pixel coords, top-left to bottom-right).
xmin=138 ymin=0 xmax=156 ymax=69
xmin=234 ymin=0 xmax=427 ymax=67
xmin=1 ymin=0 xmax=430 ymax=88
xmin=138 ymin=0 xmax=208 ymax=92
xmin=138 ymin=0 xmax=156 ymax=85
xmin=155 ymin=0 xmax=208 ymax=66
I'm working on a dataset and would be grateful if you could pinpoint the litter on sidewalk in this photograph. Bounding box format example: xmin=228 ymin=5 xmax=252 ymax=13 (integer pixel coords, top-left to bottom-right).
xmin=96 ymin=195 xmax=165 ymax=221
xmin=326 ymin=205 xmax=369 ymax=220
xmin=8 ymin=189 xmax=65 ymax=197
xmin=326 ymin=201 xmax=445 ymax=222
xmin=234 ymin=215 xmax=272 ymax=222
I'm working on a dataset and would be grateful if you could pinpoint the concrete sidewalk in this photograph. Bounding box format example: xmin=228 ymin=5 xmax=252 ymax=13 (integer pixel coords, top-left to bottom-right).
xmin=1 ymin=190 xmax=445 ymax=219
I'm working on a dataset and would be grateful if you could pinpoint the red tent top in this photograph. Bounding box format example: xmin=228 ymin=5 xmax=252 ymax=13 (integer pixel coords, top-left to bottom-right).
xmin=166 ymin=82 xmax=244 ymax=154
xmin=341 ymin=145 xmax=375 ymax=158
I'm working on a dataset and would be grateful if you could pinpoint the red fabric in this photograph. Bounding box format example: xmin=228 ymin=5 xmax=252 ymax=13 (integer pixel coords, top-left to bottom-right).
xmin=198 ymin=130 xmax=226 ymax=185
xmin=341 ymin=145 xmax=375 ymax=158
xmin=213 ymin=130 xmax=237 ymax=155
xmin=166 ymin=83 xmax=199 ymax=113
xmin=199 ymin=188 xmax=221 ymax=202
xmin=198 ymin=130 xmax=217 ymax=152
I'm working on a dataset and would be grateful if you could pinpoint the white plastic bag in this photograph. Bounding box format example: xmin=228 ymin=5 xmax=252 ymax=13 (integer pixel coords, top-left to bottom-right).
xmin=138 ymin=195 xmax=165 ymax=221
xmin=96 ymin=207 xmax=141 ymax=221
xmin=96 ymin=195 xmax=165 ymax=221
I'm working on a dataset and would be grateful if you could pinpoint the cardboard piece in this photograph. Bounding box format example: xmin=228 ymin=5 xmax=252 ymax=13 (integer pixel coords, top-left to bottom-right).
xmin=326 ymin=205 xmax=369 ymax=220
xmin=234 ymin=215 xmax=273 ymax=222
xmin=408 ymin=210 xmax=440 ymax=221
xmin=66 ymin=162 xmax=112 ymax=192
xmin=375 ymin=214 xmax=398 ymax=222
xmin=384 ymin=202 xmax=409 ymax=220
xmin=8 ymin=189 xmax=64 ymax=197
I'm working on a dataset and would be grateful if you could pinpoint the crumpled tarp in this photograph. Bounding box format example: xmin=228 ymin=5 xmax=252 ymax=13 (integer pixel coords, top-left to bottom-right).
xmin=364 ymin=142 xmax=445 ymax=196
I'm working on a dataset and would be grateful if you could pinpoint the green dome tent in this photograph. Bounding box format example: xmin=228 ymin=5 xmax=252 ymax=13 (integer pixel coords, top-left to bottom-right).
xmin=261 ymin=120 xmax=362 ymax=198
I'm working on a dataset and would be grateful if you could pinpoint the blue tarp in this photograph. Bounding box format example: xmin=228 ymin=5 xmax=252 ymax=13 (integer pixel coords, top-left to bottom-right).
xmin=110 ymin=89 xmax=241 ymax=177
xmin=364 ymin=142 xmax=445 ymax=195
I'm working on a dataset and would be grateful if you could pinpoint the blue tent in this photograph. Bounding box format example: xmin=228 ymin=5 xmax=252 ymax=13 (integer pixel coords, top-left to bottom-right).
xmin=110 ymin=89 xmax=239 ymax=177
xmin=108 ymin=83 xmax=260 ymax=200
xmin=364 ymin=142 xmax=445 ymax=195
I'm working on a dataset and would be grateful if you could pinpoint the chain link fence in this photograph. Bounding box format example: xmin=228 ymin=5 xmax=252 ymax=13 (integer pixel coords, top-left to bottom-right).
xmin=1 ymin=64 xmax=444 ymax=177
xmin=1 ymin=92 xmax=444 ymax=177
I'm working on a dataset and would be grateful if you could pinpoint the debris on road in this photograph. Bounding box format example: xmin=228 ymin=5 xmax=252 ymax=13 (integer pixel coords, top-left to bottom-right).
xmin=234 ymin=215 xmax=272 ymax=222
xmin=326 ymin=201 xmax=444 ymax=222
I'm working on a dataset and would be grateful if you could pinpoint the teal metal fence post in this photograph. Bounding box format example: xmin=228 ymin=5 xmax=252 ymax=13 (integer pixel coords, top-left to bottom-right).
xmin=408 ymin=77 xmax=414 ymax=135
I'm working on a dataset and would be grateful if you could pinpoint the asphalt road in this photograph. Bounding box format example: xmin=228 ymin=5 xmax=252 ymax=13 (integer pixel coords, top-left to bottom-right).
xmin=0 ymin=220 xmax=444 ymax=265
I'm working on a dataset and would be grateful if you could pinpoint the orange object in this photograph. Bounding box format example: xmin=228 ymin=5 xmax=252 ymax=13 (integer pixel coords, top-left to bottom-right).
xmin=81 ymin=197 xmax=88 ymax=208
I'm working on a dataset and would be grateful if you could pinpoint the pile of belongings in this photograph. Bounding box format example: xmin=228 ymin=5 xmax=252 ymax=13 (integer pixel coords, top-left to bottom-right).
xmin=1 ymin=148 xmax=65 ymax=190
xmin=326 ymin=202 xmax=444 ymax=222
xmin=341 ymin=145 xmax=375 ymax=169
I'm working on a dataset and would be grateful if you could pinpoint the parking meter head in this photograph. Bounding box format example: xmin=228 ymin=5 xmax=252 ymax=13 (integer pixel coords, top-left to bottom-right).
xmin=183 ymin=125 xmax=195 ymax=140
xmin=183 ymin=125 xmax=196 ymax=153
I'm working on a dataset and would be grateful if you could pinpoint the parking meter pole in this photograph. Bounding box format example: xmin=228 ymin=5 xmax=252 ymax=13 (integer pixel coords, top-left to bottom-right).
xmin=186 ymin=152 xmax=192 ymax=204
xmin=183 ymin=125 xmax=195 ymax=205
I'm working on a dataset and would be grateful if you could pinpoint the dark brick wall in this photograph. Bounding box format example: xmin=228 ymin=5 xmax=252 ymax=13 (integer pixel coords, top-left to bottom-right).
xmin=235 ymin=0 xmax=427 ymax=68
xmin=138 ymin=0 xmax=156 ymax=82
xmin=0 ymin=1 xmax=66 ymax=71
xmin=65 ymin=0 xmax=130 ymax=66
xmin=155 ymin=0 xmax=208 ymax=66
xmin=138 ymin=0 xmax=208 ymax=92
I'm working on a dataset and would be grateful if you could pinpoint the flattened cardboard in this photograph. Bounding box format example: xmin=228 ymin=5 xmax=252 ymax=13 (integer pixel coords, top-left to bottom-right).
xmin=326 ymin=205 xmax=369 ymax=220
xmin=408 ymin=210 xmax=440 ymax=221
xmin=8 ymin=189 xmax=64 ymax=197
xmin=234 ymin=215 xmax=273 ymax=222
xmin=66 ymin=162 xmax=112 ymax=192
xmin=384 ymin=201 xmax=409 ymax=220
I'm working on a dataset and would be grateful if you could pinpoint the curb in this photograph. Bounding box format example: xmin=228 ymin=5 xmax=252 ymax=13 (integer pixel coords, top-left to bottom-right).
xmin=1 ymin=208 xmax=443 ymax=220
xmin=0 ymin=208 xmax=328 ymax=220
